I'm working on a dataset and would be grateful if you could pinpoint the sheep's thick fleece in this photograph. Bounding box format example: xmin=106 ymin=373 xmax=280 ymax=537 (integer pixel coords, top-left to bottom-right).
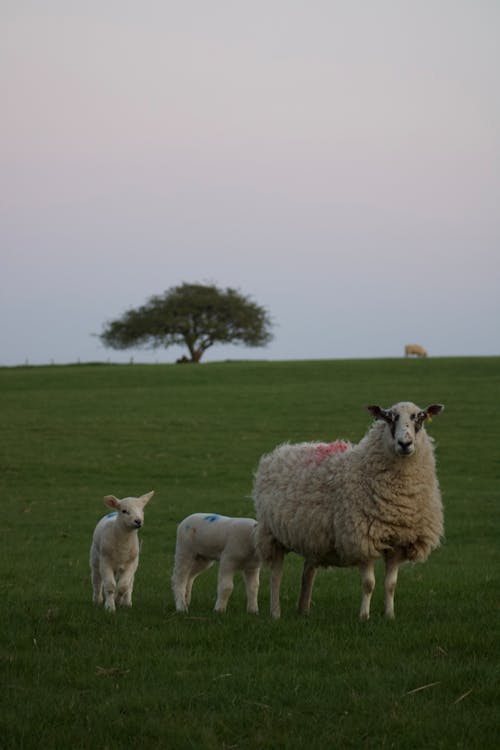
xmin=255 ymin=429 xmax=442 ymax=565
xmin=253 ymin=402 xmax=444 ymax=618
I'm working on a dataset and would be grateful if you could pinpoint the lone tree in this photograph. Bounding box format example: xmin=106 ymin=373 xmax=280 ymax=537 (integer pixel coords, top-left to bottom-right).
xmin=100 ymin=282 xmax=273 ymax=363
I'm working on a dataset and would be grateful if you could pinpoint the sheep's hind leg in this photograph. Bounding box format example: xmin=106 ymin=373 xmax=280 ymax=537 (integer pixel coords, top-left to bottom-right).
xmin=91 ymin=562 xmax=103 ymax=605
xmin=297 ymin=560 xmax=317 ymax=615
xmin=171 ymin=555 xmax=191 ymax=612
xmin=215 ymin=556 xmax=236 ymax=613
xmin=270 ymin=546 xmax=285 ymax=619
xmin=359 ymin=560 xmax=375 ymax=620
xmin=186 ymin=557 xmax=213 ymax=609
xmin=384 ymin=550 xmax=403 ymax=619
xmin=243 ymin=566 xmax=260 ymax=614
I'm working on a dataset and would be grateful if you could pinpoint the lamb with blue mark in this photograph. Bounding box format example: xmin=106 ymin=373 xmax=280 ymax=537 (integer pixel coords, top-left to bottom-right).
xmin=172 ymin=513 xmax=261 ymax=613
xmin=90 ymin=491 xmax=154 ymax=612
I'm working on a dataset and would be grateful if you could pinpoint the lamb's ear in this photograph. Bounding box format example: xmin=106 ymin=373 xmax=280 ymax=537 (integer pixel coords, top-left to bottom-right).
xmin=425 ymin=404 xmax=444 ymax=420
xmin=103 ymin=495 xmax=120 ymax=510
xmin=366 ymin=405 xmax=391 ymax=423
xmin=139 ymin=490 xmax=155 ymax=506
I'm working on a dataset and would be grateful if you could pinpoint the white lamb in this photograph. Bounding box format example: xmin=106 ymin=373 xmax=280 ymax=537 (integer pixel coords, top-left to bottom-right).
xmin=90 ymin=491 xmax=154 ymax=612
xmin=253 ymin=402 xmax=444 ymax=620
xmin=172 ymin=513 xmax=261 ymax=614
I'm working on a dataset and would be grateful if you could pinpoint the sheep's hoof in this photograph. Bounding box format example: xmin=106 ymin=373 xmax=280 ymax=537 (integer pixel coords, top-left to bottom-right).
xmin=359 ymin=612 xmax=370 ymax=621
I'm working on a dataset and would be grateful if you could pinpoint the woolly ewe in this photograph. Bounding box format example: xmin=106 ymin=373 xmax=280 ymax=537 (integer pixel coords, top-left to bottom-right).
xmin=90 ymin=491 xmax=154 ymax=612
xmin=405 ymin=344 xmax=427 ymax=357
xmin=253 ymin=403 xmax=444 ymax=620
xmin=172 ymin=513 xmax=260 ymax=613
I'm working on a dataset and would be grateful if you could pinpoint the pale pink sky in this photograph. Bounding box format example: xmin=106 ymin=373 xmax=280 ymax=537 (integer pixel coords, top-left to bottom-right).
xmin=2 ymin=1 xmax=499 ymax=365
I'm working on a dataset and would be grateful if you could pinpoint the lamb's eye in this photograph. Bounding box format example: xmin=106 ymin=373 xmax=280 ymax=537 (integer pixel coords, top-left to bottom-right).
xmin=121 ymin=509 xmax=129 ymax=514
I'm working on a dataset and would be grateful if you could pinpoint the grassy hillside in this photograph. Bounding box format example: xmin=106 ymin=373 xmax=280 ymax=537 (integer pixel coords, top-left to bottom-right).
xmin=1 ymin=358 xmax=499 ymax=748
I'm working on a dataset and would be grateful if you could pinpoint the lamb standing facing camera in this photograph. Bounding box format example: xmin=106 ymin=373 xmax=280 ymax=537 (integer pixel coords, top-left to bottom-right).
xmin=253 ymin=402 xmax=444 ymax=620
xmin=172 ymin=513 xmax=261 ymax=614
xmin=90 ymin=491 xmax=154 ymax=612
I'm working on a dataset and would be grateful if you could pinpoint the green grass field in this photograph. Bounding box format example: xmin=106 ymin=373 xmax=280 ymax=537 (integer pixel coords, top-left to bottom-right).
xmin=1 ymin=357 xmax=499 ymax=749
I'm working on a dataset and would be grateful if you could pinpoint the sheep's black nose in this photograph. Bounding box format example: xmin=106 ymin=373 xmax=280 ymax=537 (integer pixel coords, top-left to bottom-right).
xmin=134 ymin=520 xmax=142 ymax=527
xmin=398 ymin=440 xmax=413 ymax=452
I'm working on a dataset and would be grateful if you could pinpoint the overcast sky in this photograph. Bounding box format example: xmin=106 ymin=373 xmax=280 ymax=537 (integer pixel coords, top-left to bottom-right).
xmin=2 ymin=0 xmax=499 ymax=365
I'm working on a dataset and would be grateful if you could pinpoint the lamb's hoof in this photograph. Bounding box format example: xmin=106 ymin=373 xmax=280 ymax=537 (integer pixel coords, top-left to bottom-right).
xmin=359 ymin=612 xmax=370 ymax=621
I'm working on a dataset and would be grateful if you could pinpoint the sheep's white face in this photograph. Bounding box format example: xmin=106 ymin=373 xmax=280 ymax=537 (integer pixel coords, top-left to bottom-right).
xmin=103 ymin=491 xmax=154 ymax=530
xmin=367 ymin=402 xmax=443 ymax=457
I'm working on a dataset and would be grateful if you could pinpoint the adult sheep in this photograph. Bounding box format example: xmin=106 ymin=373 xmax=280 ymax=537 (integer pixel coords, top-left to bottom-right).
xmin=252 ymin=402 xmax=444 ymax=620
xmin=405 ymin=344 xmax=427 ymax=357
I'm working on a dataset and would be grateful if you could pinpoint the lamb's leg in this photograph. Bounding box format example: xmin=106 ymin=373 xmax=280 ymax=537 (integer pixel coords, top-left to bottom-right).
xmin=100 ymin=562 xmax=117 ymax=613
xmin=116 ymin=563 xmax=137 ymax=607
xmin=359 ymin=560 xmax=376 ymax=620
xmin=215 ymin=556 xmax=235 ymax=613
xmin=270 ymin=547 xmax=285 ymax=619
xmin=91 ymin=557 xmax=103 ymax=605
xmin=384 ymin=550 xmax=403 ymax=619
xmin=172 ymin=553 xmax=194 ymax=612
xmin=243 ymin=567 xmax=260 ymax=614
xmin=185 ymin=558 xmax=213 ymax=608
xmin=172 ymin=554 xmax=213 ymax=612
xmin=297 ymin=560 xmax=317 ymax=615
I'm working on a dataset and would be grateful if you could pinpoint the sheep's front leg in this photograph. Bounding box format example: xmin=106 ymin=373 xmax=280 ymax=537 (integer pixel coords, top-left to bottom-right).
xmin=270 ymin=546 xmax=285 ymax=619
xmin=100 ymin=562 xmax=117 ymax=613
xmin=359 ymin=560 xmax=375 ymax=620
xmin=384 ymin=550 xmax=404 ymax=619
xmin=297 ymin=560 xmax=317 ymax=615
xmin=116 ymin=563 xmax=137 ymax=607
xmin=243 ymin=567 xmax=260 ymax=614
xmin=215 ymin=557 xmax=235 ymax=613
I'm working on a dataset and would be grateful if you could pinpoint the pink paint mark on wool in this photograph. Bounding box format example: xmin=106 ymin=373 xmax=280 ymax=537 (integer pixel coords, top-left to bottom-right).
xmin=312 ymin=440 xmax=352 ymax=464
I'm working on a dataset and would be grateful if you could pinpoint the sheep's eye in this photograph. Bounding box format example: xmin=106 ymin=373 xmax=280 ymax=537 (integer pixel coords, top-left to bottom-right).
xmin=121 ymin=509 xmax=129 ymax=514
xmin=410 ymin=414 xmax=416 ymax=421
xmin=393 ymin=414 xmax=399 ymax=422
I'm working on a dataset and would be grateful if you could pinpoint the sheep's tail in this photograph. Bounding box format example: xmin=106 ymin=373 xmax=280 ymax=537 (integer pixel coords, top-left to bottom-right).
xmin=254 ymin=522 xmax=284 ymax=566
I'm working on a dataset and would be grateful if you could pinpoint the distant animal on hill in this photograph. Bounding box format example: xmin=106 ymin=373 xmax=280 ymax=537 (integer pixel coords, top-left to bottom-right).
xmin=405 ymin=344 xmax=427 ymax=357
xmin=172 ymin=513 xmax=261 ymax=614
xmin=90 ymin=491 xmax=154 ymax=612
xmin=253 ymin=403 xmax=444 ymax=620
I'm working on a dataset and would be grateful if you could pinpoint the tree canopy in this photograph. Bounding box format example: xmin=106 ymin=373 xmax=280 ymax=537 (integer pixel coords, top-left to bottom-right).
xmin=100 ymin=282 xmax=273 ymax=362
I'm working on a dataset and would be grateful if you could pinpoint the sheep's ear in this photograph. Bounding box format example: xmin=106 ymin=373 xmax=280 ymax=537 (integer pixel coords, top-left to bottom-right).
xmin=103 ymin=495 xmax=120 ymax=510
xmin=366 ymin=405 xmax=391 ymax=423
xmin=140 ymin=490 xmax=155 ymax=506
xmin=425 ymin=404 xmax=444 ymax=420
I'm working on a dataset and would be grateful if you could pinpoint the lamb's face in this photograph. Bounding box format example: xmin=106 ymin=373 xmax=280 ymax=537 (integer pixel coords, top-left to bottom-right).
xmin=103 ymin=491 xmax=154 ymax=530
xmin=367 ymin=402 xmax=443 ymax=457
xmin=117 ymin=497 xmax=147 ymax=529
